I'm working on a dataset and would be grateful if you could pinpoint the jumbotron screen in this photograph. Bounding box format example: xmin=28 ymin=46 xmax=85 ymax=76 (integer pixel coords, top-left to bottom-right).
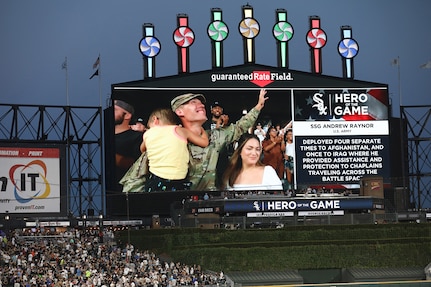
xmin=107 ymin=85 xmax=389 ymax=193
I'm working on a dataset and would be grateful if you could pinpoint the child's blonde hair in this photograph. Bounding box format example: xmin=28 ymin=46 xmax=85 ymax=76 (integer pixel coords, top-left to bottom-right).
xmin=148 ymin=108 xmax=180 ymax=126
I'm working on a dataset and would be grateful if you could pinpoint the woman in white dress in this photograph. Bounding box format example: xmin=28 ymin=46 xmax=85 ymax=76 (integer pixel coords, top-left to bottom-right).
xmin=222 ymin=133 xmax=283 ymax=191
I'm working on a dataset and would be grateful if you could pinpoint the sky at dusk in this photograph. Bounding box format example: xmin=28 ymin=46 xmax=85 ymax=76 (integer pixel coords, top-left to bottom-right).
xmin=1 ymin=0 xmax=431 ymax=117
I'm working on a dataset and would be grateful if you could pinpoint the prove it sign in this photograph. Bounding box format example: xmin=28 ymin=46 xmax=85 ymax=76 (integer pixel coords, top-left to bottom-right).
xmin=0 ymin=146 xmax=62 ymax=214
xmin=291 ymin=88 xmax=390 ymax=187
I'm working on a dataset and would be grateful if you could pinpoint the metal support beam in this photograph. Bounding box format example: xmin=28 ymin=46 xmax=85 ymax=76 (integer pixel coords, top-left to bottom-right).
xmin=0 ymin=103 xmax=104 ymax=217
xmin=400 ymin=105 xmax=431 ymax=209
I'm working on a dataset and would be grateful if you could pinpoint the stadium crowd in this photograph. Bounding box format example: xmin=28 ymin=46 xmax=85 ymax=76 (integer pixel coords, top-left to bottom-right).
xmin=0 ymin=228 xmax=225 ymax=287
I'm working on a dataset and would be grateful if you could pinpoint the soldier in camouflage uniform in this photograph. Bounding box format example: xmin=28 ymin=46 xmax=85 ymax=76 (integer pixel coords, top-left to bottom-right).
xmin=171 ymin=89 xmax=269 ymax=191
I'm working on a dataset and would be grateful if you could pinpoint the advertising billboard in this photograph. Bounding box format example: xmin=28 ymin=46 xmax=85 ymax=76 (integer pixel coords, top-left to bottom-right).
xmin=183 ymin=195 xmax=385 ymax=216
xmin=0 ymin=145 xmax=66 ymax=215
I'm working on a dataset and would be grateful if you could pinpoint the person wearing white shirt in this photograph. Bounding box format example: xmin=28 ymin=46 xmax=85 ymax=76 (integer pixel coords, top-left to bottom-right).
xmin=253 ymin=123 xmax=266 ymax=142
xmin=222 ymin=133 xmax=283 ymax=191
xmin=284 ymin=128 xmax=294 ymax=188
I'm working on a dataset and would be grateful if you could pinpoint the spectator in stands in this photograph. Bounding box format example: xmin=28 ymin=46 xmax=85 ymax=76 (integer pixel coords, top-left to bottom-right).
xmin=253 ymin=122 xmax=266 ymax=142
xmin=284 ymin=128 xmax=294 ymax=188
xmin=130 ymin=117 xmax=147 ymax=132
xmin=262 ymin=126 xmax=285 ymax=178
xmin=222 ymin=133 xmax=283 ymax=191
xmin=114 ymin=100 xmax=144 ymax=188
xmin=202 ymin=100 xmax=236 ymax=189
xmin=203 ymin=101 xmax=229 ymax=131
xmin=0 ymin=228 xmax=225 ymax=287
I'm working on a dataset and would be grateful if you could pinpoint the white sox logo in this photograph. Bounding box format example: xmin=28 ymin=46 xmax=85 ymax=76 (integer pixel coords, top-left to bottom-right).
xmin=312 ymin=93 xmax=328 ymax=115
xmin=253 ymin=201 xmax=260 ymax=211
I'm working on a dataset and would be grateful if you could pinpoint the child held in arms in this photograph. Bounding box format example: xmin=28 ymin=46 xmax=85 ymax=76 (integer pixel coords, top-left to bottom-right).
xmin=140 ymin=108 xmax=209 ymax=192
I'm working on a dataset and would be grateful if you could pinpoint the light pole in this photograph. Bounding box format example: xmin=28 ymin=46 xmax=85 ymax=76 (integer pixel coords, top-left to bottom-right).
xmin=82 ymin=214 xmax=87 ymax=236
xmin=98 ymin=213 xmax=103 ymax=243
xmin=126 ymin=191 xmax=130 ymax=244
xmin=4 ymin=211 xmax=10 ymax=235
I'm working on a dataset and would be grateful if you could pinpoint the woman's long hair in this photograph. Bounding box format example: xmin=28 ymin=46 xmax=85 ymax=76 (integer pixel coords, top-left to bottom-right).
xmin=222 ymin=133 xmax=263 ymax=188
xmin=263 ymin=125 xmax=276 ymax=141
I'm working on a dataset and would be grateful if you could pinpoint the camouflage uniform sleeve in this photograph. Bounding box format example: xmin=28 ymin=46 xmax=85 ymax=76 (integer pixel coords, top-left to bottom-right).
xmin=230 ymin=107 xmax=260 ymax=142
xmin=187 ymin=108 xmax=260 ymax=191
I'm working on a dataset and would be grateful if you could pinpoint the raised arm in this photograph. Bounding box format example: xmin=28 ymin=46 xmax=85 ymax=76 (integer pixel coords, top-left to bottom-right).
xmin=230 ymin=89 xmax=270 ymax=142
xmin=253 ymin=88 xmax=269 ymax=111
xmin=282 ymin=120 xmax=293 ymax=133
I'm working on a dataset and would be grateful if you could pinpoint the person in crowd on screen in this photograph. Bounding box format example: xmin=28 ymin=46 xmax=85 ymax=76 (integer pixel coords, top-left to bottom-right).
xmin=276 ymin=120 xmax=292 ymax=137
xmin=203 ymin=100 xmax=237 ymax=189
xmin=140 ymin=108 xmax=209 ymax=192
xmin=253 ymin=122 xmax=266 ymax=142
xmin=130 ymin=117 xmax=147 ymax=132
xmin=262 ymin=126 xmax=285 ymax=178
xmin=275 ymin=124 xmax=284 ymax=137
xmin=114 ymin=99 xmax=144 ymax=185
xmin=171 ymin=89 xmax=269 ymax=191
xmin=203 ymin=101 xmax=230 ymax=131
xmin=284 ymin=128 xmax=295 ymax=188
xmin=222 ymin=133 xmax=283 ymax=191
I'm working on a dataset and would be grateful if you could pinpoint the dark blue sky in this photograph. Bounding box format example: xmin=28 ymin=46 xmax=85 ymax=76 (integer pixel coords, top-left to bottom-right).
xmin=1 ymin=0 xmax=430 ymax=116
